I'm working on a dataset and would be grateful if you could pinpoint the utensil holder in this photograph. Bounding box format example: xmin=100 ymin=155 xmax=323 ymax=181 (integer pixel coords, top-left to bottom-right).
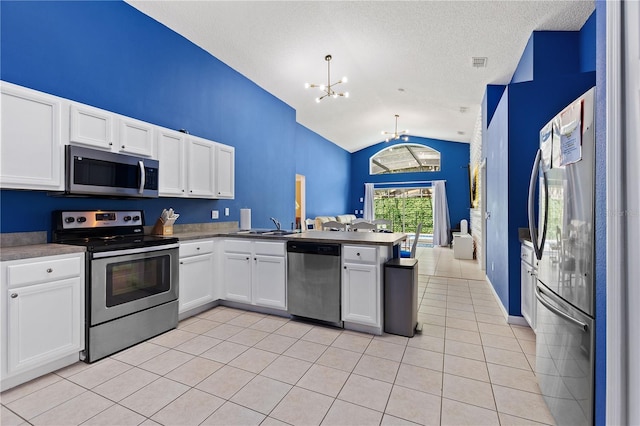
xmin=151 ymin=219 xmax=173 ymax=236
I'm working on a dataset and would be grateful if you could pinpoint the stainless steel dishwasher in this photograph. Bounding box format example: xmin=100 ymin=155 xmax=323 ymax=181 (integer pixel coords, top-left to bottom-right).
xmin=287 ymin=241 xmax=342 ymax=325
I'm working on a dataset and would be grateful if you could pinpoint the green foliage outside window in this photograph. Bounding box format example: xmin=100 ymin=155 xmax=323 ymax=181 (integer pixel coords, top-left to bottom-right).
xmin=374 ymin=189 xmax=433 ymax=234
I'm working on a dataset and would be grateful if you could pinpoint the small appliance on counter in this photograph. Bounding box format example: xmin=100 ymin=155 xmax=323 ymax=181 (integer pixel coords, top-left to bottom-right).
xmin=53 ymin=209 xmax=179 ymax=363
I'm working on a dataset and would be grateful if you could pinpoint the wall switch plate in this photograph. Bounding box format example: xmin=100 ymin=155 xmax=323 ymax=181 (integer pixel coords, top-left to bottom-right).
xmin=224 ymin=207 xmax=229 ymax=216
xmin=354 ymin=209 xmax=358 ymax=214
xmin=211 ymin=210 xmax=219 ymax=219
xmin=359 ymin=197 xmax=364 ymax=202
xmin=359 ymin=210 xmax=363 ymax=214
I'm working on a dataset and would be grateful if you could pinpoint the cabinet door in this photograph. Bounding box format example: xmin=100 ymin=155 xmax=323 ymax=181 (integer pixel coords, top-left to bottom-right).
xmin=521 ymin=261 xmax=536 ymax=331
xmin=179 ymin=253 xmax=215 ymax=313
xmin=69 ymin=104 xmax=113 ymax=150
xmin=187 ymin=137 xmax=216 ymax=198
xmin=157 ymin=129 xmax=186 ymax=197
xmin=6 ymin=277 xmax=82 ymax=375
xmin=118 ymin=117 xmax=154 ymax=157
xmin=223 ymin=252 xmax=252 ymax=303
xmin=253 ymin=255 xmax=286 ymax=309
xmin=215 ymin=144 xmax=235 ymax=199
xmin=342 ymin=262 xmax=379 ymax=326
xmin=0 ymin=83 xmax=63 ymax=190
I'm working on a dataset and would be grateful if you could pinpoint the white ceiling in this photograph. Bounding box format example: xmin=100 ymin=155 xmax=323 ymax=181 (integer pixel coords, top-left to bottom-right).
xmin=127 ymin=0 xmax=594 ymax=153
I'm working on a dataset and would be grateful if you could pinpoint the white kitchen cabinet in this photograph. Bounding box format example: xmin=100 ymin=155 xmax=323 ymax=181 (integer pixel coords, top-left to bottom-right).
xmin=222 ymin=240 xmax=286 ymax=310
xmin=157 ymin=128 xmax=187 ymax=197
xmin=0 ymin=81 xmax=65 ymax=191
xmin=69 ymin=103 xmax=153 ymax=157
xmin=215 ymin=144 xmax=235 ymax=199
xmin=342 ymin=245 xmax=380 ymax=328
xmin=187 ymin=135 xmax=216 ymax=198
xmin=1 ymin=253 xmax=84 ymax=391
xmin=69 ymin=103 xmax=114 ymax=150
xmin=521 ymin=243 xmax=537 ymax=331
xmin=179 ymin=240 xmax=216 ymax=314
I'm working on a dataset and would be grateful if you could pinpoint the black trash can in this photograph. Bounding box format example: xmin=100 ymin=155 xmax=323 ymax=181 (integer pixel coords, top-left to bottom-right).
xmin=384 ymin=258 xmax=418 ymax=337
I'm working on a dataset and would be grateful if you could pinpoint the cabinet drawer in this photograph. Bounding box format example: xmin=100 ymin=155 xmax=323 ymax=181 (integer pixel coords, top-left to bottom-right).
xmin=254 ymin=241 xmax=285 ymax=256
xmin=224 ymin=239 xmax=252 ymax=254
xmin=7 ymin=256 xmax=82 ymax=288
xmin=521 ymin=244 xmax=533 ymax=264
xmin=343 ymin=246 xmax=377 ymax=263
xmin=180 ymin=240 xmax=215 ymax=258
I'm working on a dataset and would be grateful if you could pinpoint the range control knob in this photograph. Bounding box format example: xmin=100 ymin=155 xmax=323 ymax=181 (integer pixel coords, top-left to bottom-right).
xmin=132 ymin=215 xmax=141 ymax=221
xmin=77 ymin=217 xmax=87 ymax=223
xmin=123 ymin=216 xmax=132 ymax=222
xmin=64 ymin=217 xmax=75 ymax=224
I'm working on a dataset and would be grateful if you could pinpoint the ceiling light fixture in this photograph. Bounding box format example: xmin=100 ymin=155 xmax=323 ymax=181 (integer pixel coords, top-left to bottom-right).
xmin=305 ymin=54 xmax=348 ymax=103
xmin=382 ymin=114 xmax=409 ymax=142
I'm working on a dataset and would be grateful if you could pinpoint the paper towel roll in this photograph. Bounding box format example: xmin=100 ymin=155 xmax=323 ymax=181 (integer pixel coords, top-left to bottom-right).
xmin=460 ymin=219 xmax=468 ymax=234
xmin=240 ymin=208 xmax=251 ymax=230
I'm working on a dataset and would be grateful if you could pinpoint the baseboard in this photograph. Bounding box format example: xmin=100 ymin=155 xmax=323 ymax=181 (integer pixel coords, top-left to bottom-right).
xmin=484 ymin=276 xmax=529 ymax=327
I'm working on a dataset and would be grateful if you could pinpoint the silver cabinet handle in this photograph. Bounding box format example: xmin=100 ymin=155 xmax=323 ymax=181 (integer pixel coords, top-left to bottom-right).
xmin=10 ymin=293 xmax=18 ymax=298
xmin=46 ymin=268 xmax=53 ymax=273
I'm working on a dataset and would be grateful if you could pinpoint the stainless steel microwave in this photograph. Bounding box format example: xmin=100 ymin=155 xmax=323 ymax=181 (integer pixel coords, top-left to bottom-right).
xmin=66 ymin=145 xmax=159 ymax=198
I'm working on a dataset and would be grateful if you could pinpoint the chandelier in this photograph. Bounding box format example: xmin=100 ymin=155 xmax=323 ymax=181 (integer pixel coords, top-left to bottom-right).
xmin=305 ymin=54 xmax=349 ymax=103
xmin=382 ymin=114 xmax=409 ymax=142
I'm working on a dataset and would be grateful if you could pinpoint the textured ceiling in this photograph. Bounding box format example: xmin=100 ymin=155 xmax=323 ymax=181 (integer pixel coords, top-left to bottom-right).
xmin=127 ymin=0 xmax=594 ymax=153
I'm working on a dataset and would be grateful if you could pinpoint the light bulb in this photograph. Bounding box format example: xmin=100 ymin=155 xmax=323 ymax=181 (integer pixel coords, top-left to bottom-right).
xmin=304 ymin=83 xmax=310 ymax=89
xmin=344 ymin=92 xmax=349 ymax=98
xmin=319 ymin=84 xmax=325 ymax=91
xmin=333 ymin=93 xmax=338 ymax=99
xmin=381 ymin=131 xmax=386 ymax=135
xmin=315 ymin=97 xmax=321 ymax=103
xmin=342 ymin=76 xmax=348 ymax=83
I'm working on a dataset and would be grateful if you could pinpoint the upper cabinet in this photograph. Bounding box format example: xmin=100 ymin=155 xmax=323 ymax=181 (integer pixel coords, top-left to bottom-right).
xmin=69 ymin=104 xmax=153 ymax=157
xmin=0 ymin=82 xmax=65 ymax=191
xmin=215 ymin=144 xmax=235 ymax=199
xmin=156 ymin=127 xmax=235 ymax=199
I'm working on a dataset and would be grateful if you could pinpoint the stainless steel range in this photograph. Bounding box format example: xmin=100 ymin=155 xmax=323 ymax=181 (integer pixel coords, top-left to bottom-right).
xmin=53 ymin=210 xmax=179 ymax=363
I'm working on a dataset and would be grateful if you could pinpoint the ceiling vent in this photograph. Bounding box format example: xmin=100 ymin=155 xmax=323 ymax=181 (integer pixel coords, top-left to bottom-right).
xmin=472 ymin=57 xmax=488 ymax=68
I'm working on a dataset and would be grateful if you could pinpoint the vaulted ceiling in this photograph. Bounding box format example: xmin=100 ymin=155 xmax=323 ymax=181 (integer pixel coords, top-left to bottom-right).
xmin=127 ymin=1 xmax=595 ymax=152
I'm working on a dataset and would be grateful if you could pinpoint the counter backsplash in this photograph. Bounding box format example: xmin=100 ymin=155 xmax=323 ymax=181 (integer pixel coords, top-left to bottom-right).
xmin=0 ymin=231 xmax=47 ymax=247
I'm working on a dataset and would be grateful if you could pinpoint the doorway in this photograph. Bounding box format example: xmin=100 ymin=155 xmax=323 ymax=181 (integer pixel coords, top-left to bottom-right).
xmin=295 ymin=174 xmax=305 ymax=230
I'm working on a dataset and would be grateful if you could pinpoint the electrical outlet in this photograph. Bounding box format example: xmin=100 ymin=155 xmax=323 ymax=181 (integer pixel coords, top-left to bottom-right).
xmin=224 ymin=208 xmax=229 ymax=216
xmin=359 ymin=210 xmax=363 ymax=214
xmin=359 ymin=197 xmax=364 ymax=203
xmin=491 ymin=262 xmax=494 ymax=271
xmin=211 ymin=210 xmax=219 ymax=219
xmin=354 ymin=209 xmax=358 ymax=214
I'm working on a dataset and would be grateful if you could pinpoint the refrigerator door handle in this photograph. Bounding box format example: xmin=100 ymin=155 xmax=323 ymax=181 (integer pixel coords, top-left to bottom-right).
xmin=535 ymin=285 xmax=588 ymax=332
xmin=528 ymin=149 xmax=548 ymax=260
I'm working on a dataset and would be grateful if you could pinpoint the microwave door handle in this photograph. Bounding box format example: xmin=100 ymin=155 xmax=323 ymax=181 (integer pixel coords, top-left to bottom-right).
xmin=138 ymin=160 xmax=145 ymax=194
xmin=528 ymin=149 xmax=543 ymax=260
xmin=535 ymin=285 xmax=588 ymax=332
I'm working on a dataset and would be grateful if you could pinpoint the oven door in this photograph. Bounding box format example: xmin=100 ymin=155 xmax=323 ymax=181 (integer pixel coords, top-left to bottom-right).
xmin=90 ymin=244 xmax=179 ymax=326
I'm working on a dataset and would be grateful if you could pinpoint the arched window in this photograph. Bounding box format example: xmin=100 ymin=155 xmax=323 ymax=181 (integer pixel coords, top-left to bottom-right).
xmin=370 ymin=144 xmax=441 ymax=175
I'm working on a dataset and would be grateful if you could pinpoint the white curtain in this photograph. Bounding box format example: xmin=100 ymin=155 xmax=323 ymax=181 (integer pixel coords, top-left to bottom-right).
xmin=363 ymin=183 xmax=375 ymax=221
xmin=432 ymin=180 xmax=451 ymax=246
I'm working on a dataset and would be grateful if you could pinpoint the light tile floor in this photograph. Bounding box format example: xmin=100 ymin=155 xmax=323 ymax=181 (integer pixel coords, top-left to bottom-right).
xmin=1 ymin=247 xmax=555 ymax=426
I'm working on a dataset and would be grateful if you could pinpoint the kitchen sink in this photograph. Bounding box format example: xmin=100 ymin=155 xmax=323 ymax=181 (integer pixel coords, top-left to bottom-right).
xmin=232 ymin=229 xmax=296 ymax=236
xmin=262 ymin=230 xmax=296 ymax=236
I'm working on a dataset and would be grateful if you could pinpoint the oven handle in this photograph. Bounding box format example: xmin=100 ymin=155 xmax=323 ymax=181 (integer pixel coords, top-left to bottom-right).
xmin=138 ymin=160 xmax=146 ymax=194
xmin=92 ymin=243 xmax=179 ymax=259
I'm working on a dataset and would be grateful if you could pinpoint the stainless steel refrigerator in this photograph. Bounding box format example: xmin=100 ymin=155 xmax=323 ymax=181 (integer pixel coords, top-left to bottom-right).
xmin=527 ymin=87 xmax=595 ymax=425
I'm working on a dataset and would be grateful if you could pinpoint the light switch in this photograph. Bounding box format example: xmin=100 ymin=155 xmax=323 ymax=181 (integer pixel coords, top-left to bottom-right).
xmin=359 ymin=210 xmax=363 ymax=214
xmin=359 ymin=197 xmax=363 ymax=203
xmin=224 ymin=207 xmax=230 ymax=216
xmin=211 ymin=210 xmax=219 ymax=219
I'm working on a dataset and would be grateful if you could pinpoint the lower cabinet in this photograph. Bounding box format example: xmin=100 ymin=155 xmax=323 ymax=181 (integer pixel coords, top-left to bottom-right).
xmin=179 ymin=240 xmax=216 ymax=314
xmin=520 ymin=243 xmax=537 ymax=331
xmin=223 ymin=239 xmax=286 ymax=310
xmin=342 ymin=245 xmax=381 ymax=328
xmin=1 ymin=253 xmax=84 ymax=391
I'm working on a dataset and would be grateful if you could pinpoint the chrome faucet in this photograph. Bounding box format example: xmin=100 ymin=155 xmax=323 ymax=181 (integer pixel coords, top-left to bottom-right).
xmin=270 ymin=217 xmax=281 ymax=230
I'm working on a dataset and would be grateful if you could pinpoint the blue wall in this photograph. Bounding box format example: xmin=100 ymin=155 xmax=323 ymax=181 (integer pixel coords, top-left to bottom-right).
xmin=593 ymin=2 xmax=606 ymax=424
xmin=349 ymin=137 xmax=470 ymax=231
xmin=484 ymin=14 xmax=597 ymax=315
xmin=0 ymin=1 xmax=349 ymax=234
